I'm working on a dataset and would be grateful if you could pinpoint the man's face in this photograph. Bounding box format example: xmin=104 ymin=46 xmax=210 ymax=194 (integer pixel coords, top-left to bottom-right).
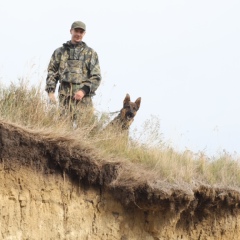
xmin=70 ymin=28 xmax=86 ymax=44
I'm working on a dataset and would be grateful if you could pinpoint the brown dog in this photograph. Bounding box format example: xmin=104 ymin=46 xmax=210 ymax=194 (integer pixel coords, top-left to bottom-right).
xmin=106 ymin=93 xmax=141 ymax=131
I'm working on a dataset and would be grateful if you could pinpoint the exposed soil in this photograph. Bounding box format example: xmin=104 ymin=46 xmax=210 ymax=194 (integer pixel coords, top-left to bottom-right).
xmin=0 ymin=120 xmax=240 ymax=239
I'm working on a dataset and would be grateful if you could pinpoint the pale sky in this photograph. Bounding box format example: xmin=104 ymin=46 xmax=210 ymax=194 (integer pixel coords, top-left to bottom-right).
xmin=0 ymin=0 xmax=240 ymax=157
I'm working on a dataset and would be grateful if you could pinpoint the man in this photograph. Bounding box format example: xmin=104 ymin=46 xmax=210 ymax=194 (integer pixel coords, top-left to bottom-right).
xmin=45 ymin=20 xmax=101 ymax=122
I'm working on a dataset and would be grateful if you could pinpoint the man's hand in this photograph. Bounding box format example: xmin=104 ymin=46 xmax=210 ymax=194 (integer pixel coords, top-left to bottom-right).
xmin=74 ymin=90 xmax=85 ymax=101
xmin=48 ymin=92 xmax=57 ymax=104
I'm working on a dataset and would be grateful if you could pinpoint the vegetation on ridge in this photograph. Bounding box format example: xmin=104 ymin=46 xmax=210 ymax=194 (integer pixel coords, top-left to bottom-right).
xmin=0 ymin=80 xmax=240 ymax=188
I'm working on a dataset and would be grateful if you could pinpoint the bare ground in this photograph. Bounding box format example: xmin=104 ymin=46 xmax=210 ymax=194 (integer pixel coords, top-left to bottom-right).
xmin=1 ymin=120 xmax=240 ymax=239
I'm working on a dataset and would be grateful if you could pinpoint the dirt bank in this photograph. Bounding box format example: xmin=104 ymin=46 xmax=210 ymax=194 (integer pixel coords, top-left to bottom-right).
xmin=0 ymin=121 xmax=240 ymax=239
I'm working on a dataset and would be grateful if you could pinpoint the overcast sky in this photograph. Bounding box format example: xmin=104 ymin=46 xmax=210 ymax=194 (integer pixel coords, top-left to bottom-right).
xmin=0 ymin=0 xmax=240 ymax=157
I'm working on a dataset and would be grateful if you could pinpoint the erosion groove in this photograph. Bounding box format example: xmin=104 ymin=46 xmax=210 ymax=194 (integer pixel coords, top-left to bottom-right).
xmin=0 ymin=121 xmax=240 ymax=239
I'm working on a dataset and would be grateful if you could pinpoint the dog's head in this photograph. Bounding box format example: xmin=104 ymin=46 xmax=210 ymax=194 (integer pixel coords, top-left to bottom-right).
xmin=120 ymin=93 xmax=141 ymax=129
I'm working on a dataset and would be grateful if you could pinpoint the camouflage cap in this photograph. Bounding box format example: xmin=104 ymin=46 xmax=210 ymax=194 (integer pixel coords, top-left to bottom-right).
xmin=71 ymin=21 xmax=86 ymax=31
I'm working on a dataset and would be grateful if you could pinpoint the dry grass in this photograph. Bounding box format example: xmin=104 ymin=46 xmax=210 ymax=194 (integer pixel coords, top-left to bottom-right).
xmin=0 ymin=80 xmax=240 ymax=188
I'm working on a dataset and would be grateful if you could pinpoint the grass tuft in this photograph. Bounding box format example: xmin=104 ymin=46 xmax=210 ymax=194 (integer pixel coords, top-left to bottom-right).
xmin=0 ymin=80 xmax=240 ymax=188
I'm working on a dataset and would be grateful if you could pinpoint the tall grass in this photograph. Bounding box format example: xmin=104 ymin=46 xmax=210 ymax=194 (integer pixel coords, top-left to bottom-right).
xmin=0 ymin=80 xmax=240 ymax=188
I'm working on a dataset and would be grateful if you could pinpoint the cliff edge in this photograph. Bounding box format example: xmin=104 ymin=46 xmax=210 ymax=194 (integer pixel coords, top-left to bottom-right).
xmin=0 ymin=121 xmax=240 ymax=240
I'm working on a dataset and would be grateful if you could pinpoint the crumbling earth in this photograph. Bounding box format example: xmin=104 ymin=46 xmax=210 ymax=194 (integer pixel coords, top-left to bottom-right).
xmin=0 ymin=121 xmax=240 ymax=239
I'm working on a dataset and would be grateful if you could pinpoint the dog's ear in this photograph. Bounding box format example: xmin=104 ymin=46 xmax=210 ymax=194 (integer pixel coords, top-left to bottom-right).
xmin=124 ymin=93 xmax=131 ymax=105
xmin=135 ymin=97 xmax=141 ymax=109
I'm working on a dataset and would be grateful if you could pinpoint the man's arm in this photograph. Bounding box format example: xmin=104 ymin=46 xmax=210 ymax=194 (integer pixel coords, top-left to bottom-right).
xmin=82 ymin=50 xmax=101 ymax=95
xmin=45 ymin=50 xmax=61 ymax=93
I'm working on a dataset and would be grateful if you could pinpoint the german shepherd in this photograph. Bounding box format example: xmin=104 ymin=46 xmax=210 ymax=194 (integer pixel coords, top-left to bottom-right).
xmin=106 ymin=93 xmax=141 ymax=131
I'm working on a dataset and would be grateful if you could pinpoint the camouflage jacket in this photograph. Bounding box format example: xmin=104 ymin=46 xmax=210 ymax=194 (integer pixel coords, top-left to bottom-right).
xmin=45 ymin=41 xmax=101 ymax=96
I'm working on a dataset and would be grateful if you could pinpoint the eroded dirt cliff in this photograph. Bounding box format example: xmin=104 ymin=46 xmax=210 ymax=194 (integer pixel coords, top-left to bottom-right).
xmin=0 ymin=121 xmax=240 ymax=240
